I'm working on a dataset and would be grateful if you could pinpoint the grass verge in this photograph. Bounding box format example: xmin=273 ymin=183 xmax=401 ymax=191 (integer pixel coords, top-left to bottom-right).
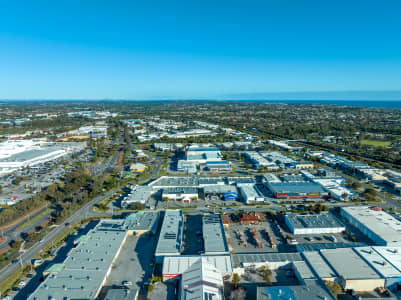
xmin=0 ymin=264 xmax=30 ymax=295
xmin=17 ymin=208 xmax=52 ymax=230
xmin=361 ymin=139 xmax=391 ymax=147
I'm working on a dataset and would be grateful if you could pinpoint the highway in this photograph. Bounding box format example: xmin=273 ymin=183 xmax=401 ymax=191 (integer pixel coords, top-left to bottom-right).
xmin=0 ymin=205 xmax=51 ymax=252
xmin=0 ymin=188 xmax=114 ymax=285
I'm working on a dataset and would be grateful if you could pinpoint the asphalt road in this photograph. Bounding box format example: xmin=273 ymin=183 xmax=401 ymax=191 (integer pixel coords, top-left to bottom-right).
xmin=0 ymin=205 xmax=51 ymax=252
xmin=0 ymin=188 xmax=114 ymax=285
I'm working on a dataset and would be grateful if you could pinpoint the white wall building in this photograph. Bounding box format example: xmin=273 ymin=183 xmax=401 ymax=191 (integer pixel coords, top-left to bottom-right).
xmin=285 ymin=213 xmax=345 ymax=235
xmin=341 ymin=206 xmax=401 ymax=246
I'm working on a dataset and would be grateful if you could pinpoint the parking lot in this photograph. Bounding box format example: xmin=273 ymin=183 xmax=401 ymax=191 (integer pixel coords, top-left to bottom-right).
xmin=100 ymin=231 xmax=157 ymax=298
xmin=226 ymin=217 xmax=290 ymax=253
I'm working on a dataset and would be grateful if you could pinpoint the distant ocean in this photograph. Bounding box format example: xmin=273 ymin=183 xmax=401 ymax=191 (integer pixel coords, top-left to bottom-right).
xmin=234 ymin=100 xmax=401 ymax=109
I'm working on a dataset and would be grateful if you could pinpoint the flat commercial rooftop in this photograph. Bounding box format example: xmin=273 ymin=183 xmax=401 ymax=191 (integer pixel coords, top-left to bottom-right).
xmin=285 ymin=213 xmax=344 ymax=229
xmin=181 ymin=258 xmax=224 ymax=300
xmin=199 ymin=177 xmax=225 ymax=185
xmin=320 ymin=248 xmax=381 ymax=280
xmin=162 ymin=255 xmax=233 ymax=275
xmin=296 ymin=242 xmax=366 ymax=252
xmin=370 ymin=246 xmax=401 ymax=274
xmin=124 ymin=211 xmax=160 ymax=233
xmin=162 ymin=186 xmax=198 ymax=194
xmin=257 ymin=279 xmax=335 ymax=300
xmin=150 ymin=176 xmax=199 ymax=187
xmin=354 ymin=247 xmax=401 ymax=278
xmin=302 ymin=251 xmax=337 ymax=279
xmin=227 ymin=177 xmax=256 ymax=185
xmin=0 ymin=147 xmax=65 ymax=162
xmin=124 ymin=186 xmax=153 ymax=205
xmin=29 ymin=220 xmax=127 ymax=300
xmin=293 ymin=261 xmax=316 ymax=280
xmin=239 ymin=184 xmax=262 ymax=199
xmin=341 ymin=206 xmax=401 ymax=246
xmin=202 ymin=213 xmax=229 ymax=254
xmin=268 ymin=182 xmax=327 ymax=194
xmin=203 ymin=185 xmax=238 ymax=194
xmin=155 ymin=210 xmax=183 ymax=256
xmin=232 ymin=253 xmax=302 ymax=267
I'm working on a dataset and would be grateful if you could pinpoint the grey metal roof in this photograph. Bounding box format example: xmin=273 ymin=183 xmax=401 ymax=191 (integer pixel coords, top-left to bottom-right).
xmin=203 ymin=185 xmax=238 ymax=194
xmin=0 ymin=148 xmax=65 ymax=162
xmin=181 ymin=257 xmax=224 ymax=300
xmin=150 ymin=176 xmax=199 ymax=187
xmin=162 ymin=186 xmax=198 ymax=194
xmin=257 ymin=279 xmax=335 ymax=300
xmin=293 ymin=261 xmax=316 ymax=280
xmin=198 ymin=177 xmax=225 ymax=185
xmin=29 ymin=220 xmax=128 ymax=300
xmin=296 ymin=242 xmax=366 ymax=252
xmin=341 ymin=206 xmax=401 ymax=246
xmin=202 ymin=213 xmax=229 ymax=254
xmin=232 ymin=252 xmax=302 ymax=267
xmin=267 ymin=182 xmax=327 ymax=194
xmin=320 ymin=248 xmax=381 ymax=280
xmin=354 ymin=247 xmax=401 ymax=278
xmin=227 ymin=177 xmax=256 ymax=184
xmin=239 ymin=184 xmax=262 ymax=199
xmin=285 ymin=213 xmax=344 ymax=229
xmin=162 ymin=255 xmax=233 ymax=275
xmin=124 ymin=211 xmax=160 ymax=233
xmin=155 ymin=210 xmax=183 ymax=256
xmin=302 ymin=251 xmax=337 ymax=279
xmin=123 ymin=186 xmax=153 ymax=205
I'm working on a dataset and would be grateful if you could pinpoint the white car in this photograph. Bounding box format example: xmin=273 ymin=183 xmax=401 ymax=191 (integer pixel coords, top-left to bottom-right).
xmin=122 ymin=280 xmax=133 ymax=286
xmin=18 ymin=280 xmax=26 ymax=287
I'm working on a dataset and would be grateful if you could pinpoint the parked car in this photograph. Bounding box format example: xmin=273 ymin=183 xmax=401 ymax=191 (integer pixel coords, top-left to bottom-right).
xmin=122 ymin=280 xmax=133 ymax=286
xmin=18 ymin=280 xmax=26 ymax=287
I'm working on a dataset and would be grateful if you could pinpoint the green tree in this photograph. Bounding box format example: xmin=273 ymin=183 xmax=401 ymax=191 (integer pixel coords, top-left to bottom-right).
xmin=231 ymin=273 xmax=240 ymax=289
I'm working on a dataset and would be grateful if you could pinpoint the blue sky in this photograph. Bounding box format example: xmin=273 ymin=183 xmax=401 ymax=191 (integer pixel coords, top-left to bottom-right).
xmin=1 ymin=0 xmax=401 ymax=100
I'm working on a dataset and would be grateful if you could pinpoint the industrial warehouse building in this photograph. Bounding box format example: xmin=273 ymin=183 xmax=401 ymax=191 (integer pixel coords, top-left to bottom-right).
xmin=244 ymin=151 xmax=279 ymax=170
xmin=205 ymin=160 xmax=232 ymax=171
xmin=185 ymin=146 xmax=222 ymax=164
xmin=203 ymin=185 xmax=238 ymax=201
xmin=239 ymin=185 xmax=264 ymax=204
xmin=354 ymin=247 xmax=401 ymax=292
xmin=257 ymin=280 xmax=334 ymax=300
xmin=121 ymin=186 xmax=153 ymax=207
xmin=302 ymin=251 xmax=337 ymax=280
xmin=179 ymin=258 xmax=224 ymax=300
xmin=198 ymin=177 xmax=225 ymax=186
xmin=289 ymin=161 xmax=314 ymax=170
xmin=319 ymin=248 xmax=384 ymax=291
xmin=266 ymin=182 xmax=329 ymax=199
xmin=341 ymin=206 xmax=401 ymax=246
xmin=28 ymin=220 xmax=129 ymax=300
xmin=155 ymin=210 xmax=184 ymax=263
xmin=177 ymin=160 xmax=197 ymax=173
xmin=162 ymin=255 xmax=232 ymax=281
xmin=232 ymin=252 xmax=303 ymax=270
xmin=149 ymin=176 xmax=199 ymax=188
xmin=162 ymin=187 xmax=198 ymax=203
xmin=284 ymin=213 xmax=345 ymax=235
xmin=0 ymin=148 xmax=67 ymax=175
xmin=202 ymin=213 xmax=229 ymax=255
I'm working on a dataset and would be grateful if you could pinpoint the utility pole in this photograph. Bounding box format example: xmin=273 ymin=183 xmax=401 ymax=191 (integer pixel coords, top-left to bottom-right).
xmin=19 ymin=253 xmax=23 ymax=267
